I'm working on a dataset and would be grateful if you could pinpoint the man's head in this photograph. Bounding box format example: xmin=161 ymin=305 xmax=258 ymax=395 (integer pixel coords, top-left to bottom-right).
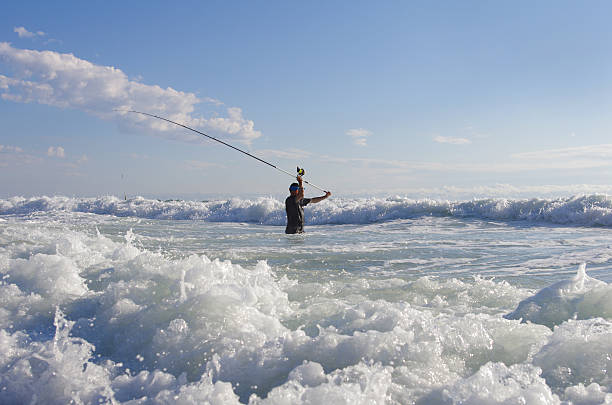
xmin=289 ymin=183 xmax=300 ymax=195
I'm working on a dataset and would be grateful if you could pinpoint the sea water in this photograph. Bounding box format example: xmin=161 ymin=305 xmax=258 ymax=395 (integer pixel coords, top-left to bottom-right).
xmin=1 ymin=195 xmax=611 ymax=404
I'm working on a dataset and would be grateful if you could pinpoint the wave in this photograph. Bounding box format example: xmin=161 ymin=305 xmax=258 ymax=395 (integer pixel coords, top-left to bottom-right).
xmin=2 ymin=194 xmax=612 ymax=226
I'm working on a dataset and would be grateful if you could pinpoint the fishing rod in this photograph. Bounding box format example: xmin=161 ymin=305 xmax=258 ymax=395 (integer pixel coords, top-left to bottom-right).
xmin=117 ymin=110 xmax=329 ymax=193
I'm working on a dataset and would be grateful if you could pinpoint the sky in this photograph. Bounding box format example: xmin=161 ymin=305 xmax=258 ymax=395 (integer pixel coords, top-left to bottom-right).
xmin=1 ymin=1 xmax=612 ymax=200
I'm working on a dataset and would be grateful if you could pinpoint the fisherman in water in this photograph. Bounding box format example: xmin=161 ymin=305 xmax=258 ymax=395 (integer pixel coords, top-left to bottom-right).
xmin=285 ymin=175 xmax=331 ymax=234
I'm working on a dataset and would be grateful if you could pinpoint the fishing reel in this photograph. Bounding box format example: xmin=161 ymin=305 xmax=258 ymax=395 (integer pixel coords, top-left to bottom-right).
xmin=297 ymin=167 xmax=306 ymax=177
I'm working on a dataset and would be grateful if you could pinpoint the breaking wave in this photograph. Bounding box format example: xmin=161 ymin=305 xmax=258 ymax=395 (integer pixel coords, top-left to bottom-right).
xmin=2 ymin=194 xmax=612 ymax=226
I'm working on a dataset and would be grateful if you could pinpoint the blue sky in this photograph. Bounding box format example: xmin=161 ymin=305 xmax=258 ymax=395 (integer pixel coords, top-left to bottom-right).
xmin=1 ymin=1 xmax=612 ymax=199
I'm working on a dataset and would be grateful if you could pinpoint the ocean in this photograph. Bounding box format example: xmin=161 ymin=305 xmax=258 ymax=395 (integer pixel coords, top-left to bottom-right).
xmin=1 ymin=194 xmax=611 ymax=404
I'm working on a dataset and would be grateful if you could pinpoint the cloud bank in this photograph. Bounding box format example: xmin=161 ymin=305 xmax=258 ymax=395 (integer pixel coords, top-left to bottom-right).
xmin=347 ymin=183 xmax=612 ymax=199
xmin=512 ymin=144 xmax=612 ymax=160
xmin=0 ymin=42 xmax=261 ymax=144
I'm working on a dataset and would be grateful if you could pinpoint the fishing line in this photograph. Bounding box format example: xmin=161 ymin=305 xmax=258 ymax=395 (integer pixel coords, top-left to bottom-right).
xmin=116 ymin=110 xmax=329 ymax=192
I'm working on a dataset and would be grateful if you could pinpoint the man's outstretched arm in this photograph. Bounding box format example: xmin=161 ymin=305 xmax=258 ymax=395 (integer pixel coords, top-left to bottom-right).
xmin=310 ymin=191 xmax=331 ymax=204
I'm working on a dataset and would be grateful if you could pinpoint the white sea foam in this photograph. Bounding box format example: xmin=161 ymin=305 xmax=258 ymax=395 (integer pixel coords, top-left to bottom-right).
xmin=1 ymin=212 xmax=612 ymax=403
xmin=534 ymin=318 xmax=612 ymax=391
xmin=2 ymin=194 xmax=612 ymax=226
xmin=505 ymin=264 xmax=612 ymax=327
xmin=420 ymin=362 xmax=559 ymax=405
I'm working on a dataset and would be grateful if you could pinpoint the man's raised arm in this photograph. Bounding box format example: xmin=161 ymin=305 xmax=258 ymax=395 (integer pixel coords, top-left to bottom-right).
xmin=295 ymin=175 xmax=305 ymax=201
xmin=310 ymin=191 xmax=331 ymax=204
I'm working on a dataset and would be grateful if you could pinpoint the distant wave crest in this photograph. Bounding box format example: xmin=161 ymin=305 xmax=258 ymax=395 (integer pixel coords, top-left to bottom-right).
xmin=1 ymin=194 xmax=612 ymax=226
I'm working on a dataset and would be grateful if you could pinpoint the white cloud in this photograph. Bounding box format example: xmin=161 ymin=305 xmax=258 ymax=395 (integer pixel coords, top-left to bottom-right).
xmin=346 ymin=128 xmax=372 ymax=146
xmin=203 ymin=97 xmax=224 ymax=106
xmin=0 ymin=42 xmax=262 ymax=144
xmin=512 ymin=144 xmax=612 ymax=160
xmin=321 ymin=144 xmax=612 ymax=174
xmin=0 ymin=145 xmax=41 ymax=166
xmin=14 ymin=27 xmax=46 ymax=39
xmin=353 ymin=137 xmax=368 ymax=147
xmin=47 ymin=146 xmax=65 ymax=158
xmin=0 ymin=145 xmax=23 ymax=153
xmin=319 ymin=151 xmax=612 ymax=174
xmin=346 ymin=128 xmax=371 ymax=138
xmin=354 ymin=183 xmax=612 ymax=200
xmin=256 ymin=148 xmax=312 ymax=160
xmin=433 ymin=135 xmax=472 ymax=145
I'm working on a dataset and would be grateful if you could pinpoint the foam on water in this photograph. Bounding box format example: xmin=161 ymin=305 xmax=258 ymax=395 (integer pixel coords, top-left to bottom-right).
xmin=1 ymin=214 xmax=611 ymax=403
xmin=534 ymin=318 xmax=612 ymax=391
xmin=2 ymin=194 xmax=612 ymax=226
xmin=505 ymin=264 xmax=612 ymax=327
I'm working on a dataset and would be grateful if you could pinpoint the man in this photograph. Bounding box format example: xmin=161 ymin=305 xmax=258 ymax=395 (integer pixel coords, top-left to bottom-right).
xmin=285 ymin=175 xmax=331 ymax=234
